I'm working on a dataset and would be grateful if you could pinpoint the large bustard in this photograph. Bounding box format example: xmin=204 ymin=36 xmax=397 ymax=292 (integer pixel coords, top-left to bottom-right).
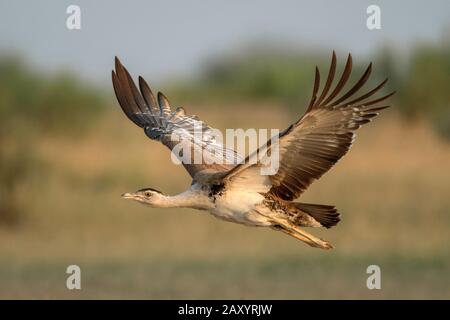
xmin=112 ymin=52 xmax=394 ymax=249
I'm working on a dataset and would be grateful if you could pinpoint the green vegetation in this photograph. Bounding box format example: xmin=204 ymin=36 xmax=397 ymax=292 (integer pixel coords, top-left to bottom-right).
xmin=0 ymin=56 xmax=105 ymax=134
xmin=0 ymin=56 xmax=107 ymax=224
xmin=400 ymin=45 xmax=450 ymax=138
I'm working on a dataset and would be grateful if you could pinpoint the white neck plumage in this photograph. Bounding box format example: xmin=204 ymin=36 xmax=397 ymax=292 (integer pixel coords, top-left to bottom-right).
xmin=149 ymin=190 xmax=213 ymax=210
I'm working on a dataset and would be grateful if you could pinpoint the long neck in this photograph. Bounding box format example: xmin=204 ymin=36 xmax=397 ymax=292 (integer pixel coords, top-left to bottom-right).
xmin=154 ymin=190 xmax=212 ymax=210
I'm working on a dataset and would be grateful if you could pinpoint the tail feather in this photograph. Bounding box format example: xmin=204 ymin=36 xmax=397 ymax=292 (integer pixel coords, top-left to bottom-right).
xmin=294 ymin=202 xmax=341 ymax=228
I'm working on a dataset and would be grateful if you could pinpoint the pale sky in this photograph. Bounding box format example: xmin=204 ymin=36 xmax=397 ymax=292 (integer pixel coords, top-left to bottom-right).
xmin=0 ymin=0 xmax=448 ymax=85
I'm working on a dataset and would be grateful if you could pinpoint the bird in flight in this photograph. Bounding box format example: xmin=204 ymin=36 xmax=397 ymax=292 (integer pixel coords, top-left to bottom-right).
xmin=112 ymin=52 xmax=394 ymax=249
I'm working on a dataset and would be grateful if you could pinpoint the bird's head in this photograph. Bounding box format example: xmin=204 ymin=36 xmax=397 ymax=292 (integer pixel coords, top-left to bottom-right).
xmin=121 ymin=187 xmax=166 ymax=207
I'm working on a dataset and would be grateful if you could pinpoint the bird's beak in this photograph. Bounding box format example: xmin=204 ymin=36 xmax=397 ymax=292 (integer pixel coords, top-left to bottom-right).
xmin=121 ymin=192 xmax=134 ymax=200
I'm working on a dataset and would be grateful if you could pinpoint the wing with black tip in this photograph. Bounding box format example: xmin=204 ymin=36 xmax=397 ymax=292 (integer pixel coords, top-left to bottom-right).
xmin=112 ymin=57 xmax=243 ymax=177
xmin=223 ymin=52 xmax=395 ymax=200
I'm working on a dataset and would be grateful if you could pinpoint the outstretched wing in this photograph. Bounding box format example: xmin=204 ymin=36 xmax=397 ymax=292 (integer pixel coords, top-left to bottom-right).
xmin=112 ymin=57 xmax=243 ymax=177
xmin=223 ymin=52 xmax=395 ymax=200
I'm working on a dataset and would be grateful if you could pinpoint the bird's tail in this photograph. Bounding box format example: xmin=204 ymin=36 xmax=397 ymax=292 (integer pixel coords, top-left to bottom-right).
xmin=293 ymin=202 xmax=341 ymax=229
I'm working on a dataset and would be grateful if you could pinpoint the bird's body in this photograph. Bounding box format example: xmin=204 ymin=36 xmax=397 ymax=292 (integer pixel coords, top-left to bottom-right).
xmin=209 ymin=184 xmax=270 ymax=226
xmin=113 ymin=52 xmax=394 ymax=249
xmin=135 ymin=181 xmax=323 ymax=228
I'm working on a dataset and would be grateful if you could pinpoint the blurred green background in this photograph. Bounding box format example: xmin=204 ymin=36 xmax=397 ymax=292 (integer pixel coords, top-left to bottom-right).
xmin=0 ymin=0 xmax=449 ymax=299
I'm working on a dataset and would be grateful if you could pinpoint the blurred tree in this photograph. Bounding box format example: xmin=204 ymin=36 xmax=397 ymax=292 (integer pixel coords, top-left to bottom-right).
xmin=198 ymin=49 xmax=324 ymax=110
xmin=0 ymin=139 xmax=38 ymax=225
xmin=400 ymin=45 xmax=450 ymax=138
xmin=0 ymin=55 xmax=107 ymax=225
xmin=0 ymin=56 xmax=106 ymax=134
xmin=374 ymin=46 xmax=403 ymax=103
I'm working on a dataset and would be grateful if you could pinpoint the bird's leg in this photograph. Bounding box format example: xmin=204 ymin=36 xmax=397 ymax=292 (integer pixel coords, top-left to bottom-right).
xmin=272 ymin=224 xmax=334 ymax=249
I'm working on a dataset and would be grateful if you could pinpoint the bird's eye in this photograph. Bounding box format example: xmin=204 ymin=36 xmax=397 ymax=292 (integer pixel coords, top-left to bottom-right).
xmin=144 ymin=191 xmax=152 ymax=197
